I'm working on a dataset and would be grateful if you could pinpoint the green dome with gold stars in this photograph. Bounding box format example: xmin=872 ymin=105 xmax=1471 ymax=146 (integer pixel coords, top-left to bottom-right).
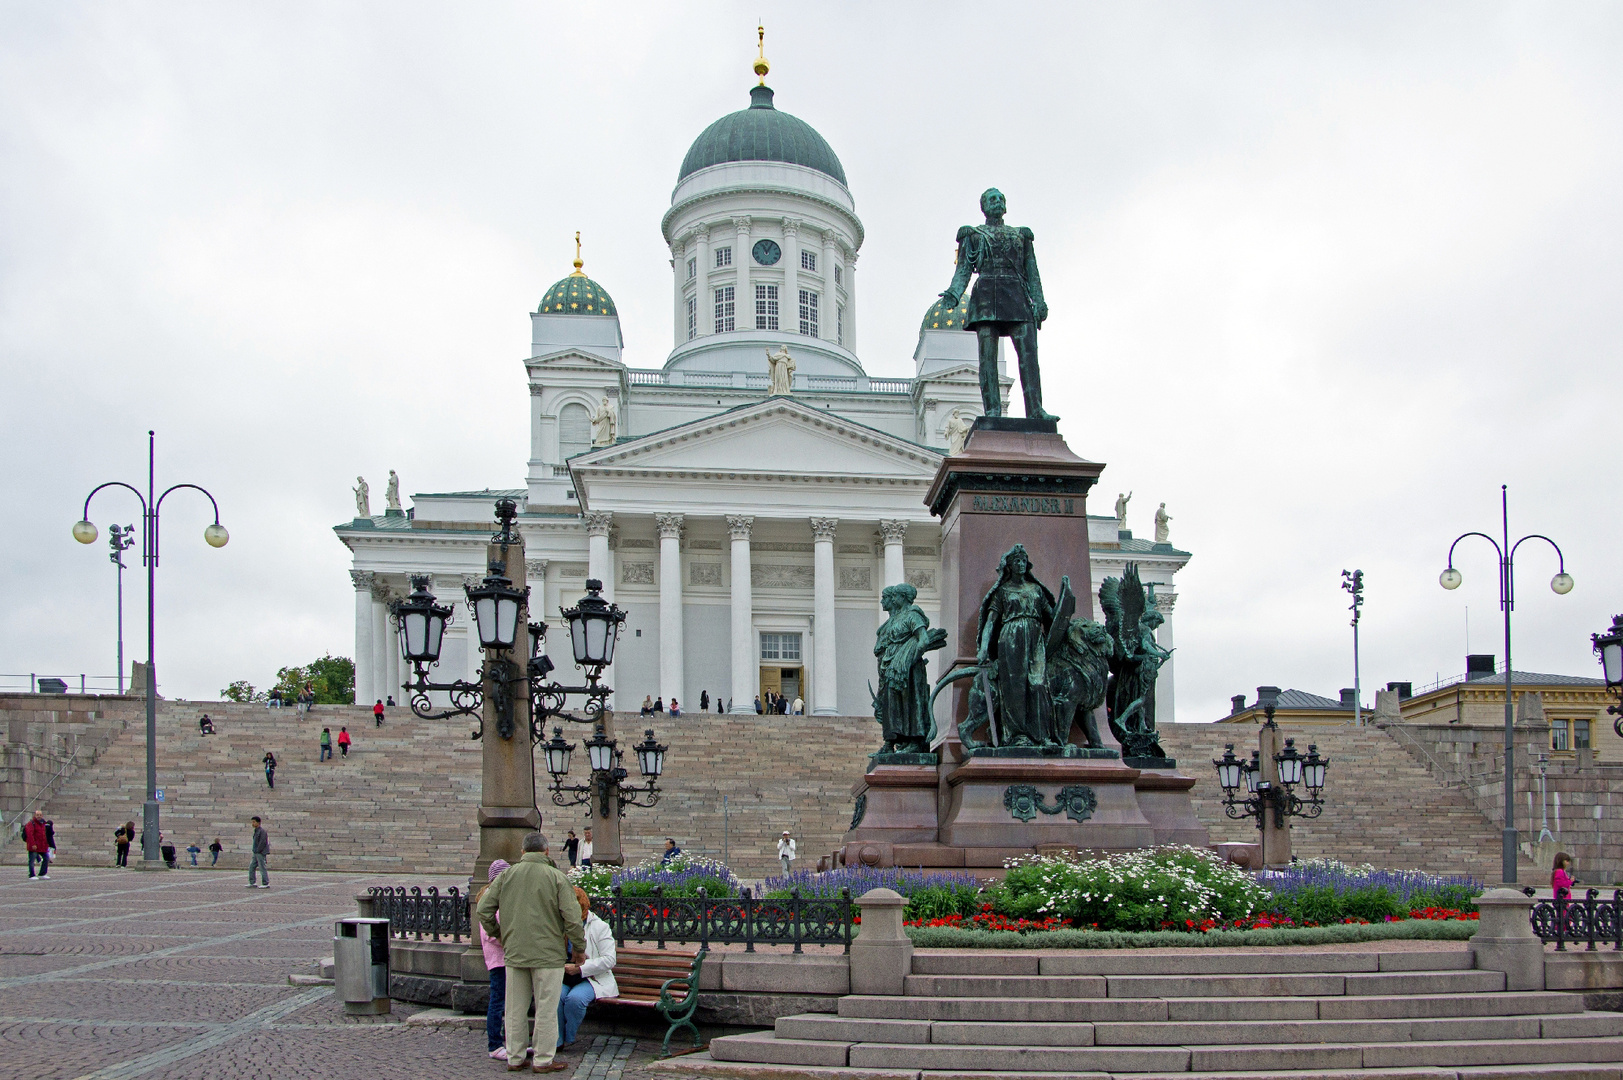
xmin=920 ymin=293 xmax=971 ymax=333
xmin=538 ymin=271 xmax=616 ymax=317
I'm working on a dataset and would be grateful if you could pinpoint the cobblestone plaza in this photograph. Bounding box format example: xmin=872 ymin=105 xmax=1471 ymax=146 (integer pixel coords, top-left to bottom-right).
xmin=0 ymin=868 xmax=671 ymax=1080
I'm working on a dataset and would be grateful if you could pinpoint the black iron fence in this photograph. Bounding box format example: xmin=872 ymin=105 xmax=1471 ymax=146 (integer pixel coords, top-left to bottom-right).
xmin=366 ymin=883 xmax=855 ymax=954
xmin=1530 ymin=889 xmax=1623 ymax=952
xmin=369 ymin=885 xmax=472 ymax=944
xmin=598 ymin=886 xmax=854 ymax=954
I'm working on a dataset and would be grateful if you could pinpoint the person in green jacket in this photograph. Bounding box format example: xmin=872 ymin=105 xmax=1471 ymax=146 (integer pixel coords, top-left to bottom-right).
xmin=477 ymin=833 xmax=585 ymax=1072
xmin=319 ymin=727 xmax=332 ymax=762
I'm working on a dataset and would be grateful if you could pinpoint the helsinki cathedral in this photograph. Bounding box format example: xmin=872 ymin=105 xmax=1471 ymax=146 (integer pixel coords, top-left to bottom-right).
xmin=336 ymin=40 xmax=1191 ymax=720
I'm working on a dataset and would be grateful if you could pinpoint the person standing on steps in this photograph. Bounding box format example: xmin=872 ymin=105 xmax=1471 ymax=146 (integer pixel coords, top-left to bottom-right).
xmin=578 ymin=828 xmax=593 ymax=869
xmin=337 ymin=727 xmax=351 ymax=758
xmin=373 ymin=699 xmax=384 ymax=727
xmin=475 ymin=832 xmax=584 ymax=1073
xmin=114 ymin=821 xmax=132 ymax=868
xmin=319 ymin=727 xmax=332 ymax=762
xmin=262 ymin=751 xmax=277 ymax=789
xmin=209 ymin=837 xmax=222 ymax=866
xmin=662 ymin=838 xmax=682 ymax=863
xmin=699 ymin=690 xmax=709 ymax=712
xmin=777 ymin=830 xmax=797 ymax=875
xmin=248 ymin=816 xmax=270 ymax=888
xmin=23 ymin=810 xmax=51 ymax=880
xmin=563 ymin=830 xmax=579 ymax=868
xmin=385 ymin=695 xmax=395 ymax=707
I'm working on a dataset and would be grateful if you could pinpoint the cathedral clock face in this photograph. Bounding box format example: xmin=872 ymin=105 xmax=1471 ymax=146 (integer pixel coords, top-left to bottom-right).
xmin=752 ymin=239 xmax=782 ymax=266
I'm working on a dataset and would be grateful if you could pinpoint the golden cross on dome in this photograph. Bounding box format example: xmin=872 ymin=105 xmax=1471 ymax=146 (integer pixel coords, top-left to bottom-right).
xmin=754 ymin=24 xmax=769 ymax=84
xmin=571 ymin=231 xmax=584 ymax=277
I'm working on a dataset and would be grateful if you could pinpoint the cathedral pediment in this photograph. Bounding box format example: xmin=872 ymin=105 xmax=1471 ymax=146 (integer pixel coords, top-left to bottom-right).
xmin=569 ymin=398 xmax=943 ymax=517
xmin=526 ymin=348 xmax=627 ymax=372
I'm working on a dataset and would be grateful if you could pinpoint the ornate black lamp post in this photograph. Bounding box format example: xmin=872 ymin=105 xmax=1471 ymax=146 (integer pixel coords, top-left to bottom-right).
xmin=1593 ymin=615 xmax=1623 ymax=737
xmin=392 ymin=500 xmax=664 ymax=828
xmin=108 ymin=524 xmax=136 ymax=693
xmin=1440 ymin=484 xmax=1573 ymax=884
xmin=73 ymin=431 xmax=228 ymax=870
xmin=1213 ymin=701 xmax=1329 ymax=837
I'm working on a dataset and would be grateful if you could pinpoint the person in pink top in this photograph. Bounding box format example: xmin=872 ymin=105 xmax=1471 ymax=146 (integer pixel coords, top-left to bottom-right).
xmin=1552 ymin=852 xmax=1575 ymax=901
xmin=480 ymin=859 xmax=511 ymax=1060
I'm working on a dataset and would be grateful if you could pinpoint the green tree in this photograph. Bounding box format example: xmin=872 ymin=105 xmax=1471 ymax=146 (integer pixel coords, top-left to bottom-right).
xmin=273 ymin=654 xmax=355 ymax=705
xmin=220 ymin=680 xmax=263 ymax=703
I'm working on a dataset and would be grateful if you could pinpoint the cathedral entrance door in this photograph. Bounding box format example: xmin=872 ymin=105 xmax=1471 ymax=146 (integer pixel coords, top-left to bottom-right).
xmin=759 ymin=666 xmax=781 ymax=699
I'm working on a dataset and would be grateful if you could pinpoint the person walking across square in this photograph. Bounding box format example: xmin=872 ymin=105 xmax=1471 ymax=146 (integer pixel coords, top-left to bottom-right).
xmin=248 ymin=816 xmax=270 ymax=888
xmin=209 ymin=837 xmax=222 ymax=866
xmin=114 ymin=821 xmax=133 ymax=868
xmin=23 ymin=810 xmax=51 ymax=879
xmin=319 ymin=728 xmax=332 ymax=762
xmin=337 ymin=727 xmax=351 ymax=758
xmin=476 ymin=832 xmax=584 ymax=1072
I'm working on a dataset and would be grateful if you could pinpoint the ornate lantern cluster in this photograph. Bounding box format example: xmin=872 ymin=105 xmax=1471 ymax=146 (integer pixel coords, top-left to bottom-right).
xmin=1594 ymin=614 xmax=1623 ymax=737
xmin=1212 ymin=704 xmax=1329 ymax=829
xmin=541 ymin=725 xmax=666 ymax=818
xmin=389 ymin=500 xmax=660 ymax=817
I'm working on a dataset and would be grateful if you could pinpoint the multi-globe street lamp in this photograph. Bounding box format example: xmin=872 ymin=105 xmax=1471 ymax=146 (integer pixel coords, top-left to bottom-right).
xmin=1213 ymin=699 xmax=1330 ymax=834
xmin=73 ymin=431 xmax=228 ymax=869
xmin=392 ymin=498 xmax=665 ymax=820
xmin=1593 ymin=614 xmax=1623 ymax=737
xmin=1439 ymin=484 xmax=1573 ymax=884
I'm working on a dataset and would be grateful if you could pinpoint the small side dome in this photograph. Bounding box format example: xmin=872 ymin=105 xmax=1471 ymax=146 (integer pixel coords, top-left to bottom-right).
xmin=537 ymin=236 xmax=617 ymax=316
xmin=921 ymin=293 xmax=971 ymax=332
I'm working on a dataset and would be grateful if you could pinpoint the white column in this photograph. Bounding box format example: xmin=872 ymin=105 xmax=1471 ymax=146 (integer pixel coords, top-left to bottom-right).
xmin=694 ymin=226 xmax=710 ymax=336
xmin=671 ymin=239 xmax=685 ymax=346
xmin=734 ymin=216 xmax=752 ymax=329
xmin=1155 ymin=592 xmax=1176 ymax=724
xmin=351 ymin=570 xmax=374 ymax=705
xmin=821 ymin=231 xmax=838 ymax=343
xmin=879 ymin=520 xmax=907 ymax=589
xmin=846 ymin=250 xmax=858 ymax=354
xmin=727 ymin=515 xmax=754 ymax=713
xmin=783 ymin=219 xmax=800 ymax=336
xmin=810 ymin=517 xmax=838 ymax=716
xmin=656 ymin=513 xmax=684 ymax=708
xmin=525 ymin=557 xmax=549 ymax=628
xmin=384 ymin=589 xmax=402 ymax=706
xmin=370 ymin=581 xmax=391 ymax=705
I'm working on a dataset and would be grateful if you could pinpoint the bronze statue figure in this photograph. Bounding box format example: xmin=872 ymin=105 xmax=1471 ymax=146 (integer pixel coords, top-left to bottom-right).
xmin=1100 ymin=563 xmax=1173 ymax=762
xmin=871 ymin=583 xmax=947 ymax=754
xmin=940 ymin=188 xmax=1053 ymax=421
xmin=1046 ymin=576 xmax=1116 ymax=750
xmin=974 ymin=545 xmax=1056 ymax=747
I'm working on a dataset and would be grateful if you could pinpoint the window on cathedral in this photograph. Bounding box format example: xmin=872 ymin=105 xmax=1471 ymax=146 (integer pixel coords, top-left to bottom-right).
xmin=834 ymin=264 xmax=842 ymax=287
xmin=686 ymin=296 xmax=696 ymax=340
xmin=558 ymin=402 xmax=591 ymax=461
xmin=755 ymin=284 xmax=779 ymax=331
xmin=686 ymin=257 xmax=696 ymax=281
xmin=715 ymin=246 xmax=732 ymax=268
xmin=798 ymin=290 xmax=818 ymax=336
xmin=1576 ymin=719 xmax=1592 ymax=751
xmin=714 ymin=286 xmax=735 ymax=333
xmin=837 ymin=303 xmax=845 ymax=346
xmin=1551 ymin=719 xmax=1570 ymax=752
xmin=801 ymin=250 xmax=816 ymax=272
xmin=760 ymin=633 xmax=802 ymax=661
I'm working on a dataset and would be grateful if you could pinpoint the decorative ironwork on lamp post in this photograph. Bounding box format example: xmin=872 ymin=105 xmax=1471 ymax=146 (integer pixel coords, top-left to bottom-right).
xmin=108 ymin=524 xmax=136 ymax=694
xmin=1439 ymin=484 xmax=1573 ymax=884
xmin=1593 ymin=614 xmax=1623 ymax=738
xmin=1342 ymin=569 xmax=1364 ymax=725
xmin=1212 ymin=703 xmax=1329 ymax=831
xmin=390 ymin=499 xmax=664 ymax=817
xmin=73 ymin=431 xmax=228 ymax=869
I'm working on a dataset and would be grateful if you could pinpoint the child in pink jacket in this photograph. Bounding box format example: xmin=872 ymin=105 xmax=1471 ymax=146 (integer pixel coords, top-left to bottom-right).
xmin=480 ymin=860 xmax=510 ymax=1060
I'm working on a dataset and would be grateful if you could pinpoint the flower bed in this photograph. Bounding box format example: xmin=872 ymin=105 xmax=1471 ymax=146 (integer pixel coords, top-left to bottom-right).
xmin=905 ymin=917 xmax=1480 ymax=950
xmin=570 ymin=853 xmax=742 ymax=898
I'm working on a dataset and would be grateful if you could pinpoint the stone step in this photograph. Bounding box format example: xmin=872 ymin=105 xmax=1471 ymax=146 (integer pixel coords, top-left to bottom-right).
xmin=910 ymin=948 xmax=1475 ymax=977
xmin=1104 ymin=969 xmax=1505 ymax=999
xmin=839 ymin=996 xmax=1164 ymax=1023
xmin=902 ymin=975 xmax=1106 ymax=999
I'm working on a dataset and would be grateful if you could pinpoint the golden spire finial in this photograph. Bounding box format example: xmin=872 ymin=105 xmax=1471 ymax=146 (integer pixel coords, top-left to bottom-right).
xmin=753 ymin=23 xmax=769 ymax=84
xmin=571 ymin=231 xmax=585 ymax=277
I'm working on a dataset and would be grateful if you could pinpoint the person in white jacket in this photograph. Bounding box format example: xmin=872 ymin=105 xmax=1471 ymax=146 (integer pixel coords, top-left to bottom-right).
xmin=557 ymin=886 xmax=617 ymax=1048
xmin=778 ymin=831 xmax=797 ymax=875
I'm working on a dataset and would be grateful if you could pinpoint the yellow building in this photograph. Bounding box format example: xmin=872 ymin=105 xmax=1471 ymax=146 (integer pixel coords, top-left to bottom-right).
xmin=1397 ymin=669 xmax=1615 ymax=763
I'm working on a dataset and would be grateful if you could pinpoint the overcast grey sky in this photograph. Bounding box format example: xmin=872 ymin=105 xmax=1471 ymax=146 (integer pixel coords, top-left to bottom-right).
xmin=3 ymin=2 xmax=1619 ymax=722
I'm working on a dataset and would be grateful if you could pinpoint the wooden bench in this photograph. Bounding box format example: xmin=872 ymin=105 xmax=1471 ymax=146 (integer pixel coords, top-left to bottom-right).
xmin=593 ymin=944 xmax=706 ymax=1056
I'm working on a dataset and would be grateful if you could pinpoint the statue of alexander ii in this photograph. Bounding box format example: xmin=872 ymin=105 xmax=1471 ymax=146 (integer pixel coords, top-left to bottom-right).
xmin=939 ymin=188 xmax=1054 ymax=422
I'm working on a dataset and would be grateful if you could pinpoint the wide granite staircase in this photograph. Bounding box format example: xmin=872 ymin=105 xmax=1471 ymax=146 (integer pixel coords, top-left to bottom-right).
xmin=691 ymin=947 xmax=1623 ymax=1079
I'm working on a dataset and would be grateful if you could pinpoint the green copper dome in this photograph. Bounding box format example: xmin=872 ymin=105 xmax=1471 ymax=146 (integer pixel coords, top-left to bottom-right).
xmin=920 ymin=293 xmax=972 ymax=333
xmin=678 ymin=85 xmax=847 ymax=186
xmin=538 ymin=272 xmax=616 ymax=317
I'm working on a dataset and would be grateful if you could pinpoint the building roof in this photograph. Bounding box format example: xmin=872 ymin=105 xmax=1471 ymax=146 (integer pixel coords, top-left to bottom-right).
xmin=1453 ymin=671 xmax=1606 ymax=688
xmin=1276 ymin=689 xmax=1347 ymax=710
xmin=678 ymin=85 xmax=847 ymax=186
xmin=537 ymin=271 xmax=616 ymax=317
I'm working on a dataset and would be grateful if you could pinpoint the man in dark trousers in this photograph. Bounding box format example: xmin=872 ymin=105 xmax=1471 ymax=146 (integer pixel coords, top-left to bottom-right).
xmin=373 ymin=699 xmax=385 ymax=726
xmin=23 ymin=810 xmax=51 ymax=879
xmin=248 ymin=816 xmax=270 ymax=888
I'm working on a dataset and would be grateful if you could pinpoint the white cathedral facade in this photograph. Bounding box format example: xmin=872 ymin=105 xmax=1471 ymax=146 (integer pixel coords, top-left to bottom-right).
xmin=337 ymin=72 xmax=1191 ymax=720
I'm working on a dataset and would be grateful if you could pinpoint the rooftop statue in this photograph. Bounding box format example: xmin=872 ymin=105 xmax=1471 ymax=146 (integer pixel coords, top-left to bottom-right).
xmin=590 ymin=396 xmax=617 ymax=447
xmin=766 ymin=344 xmax=796 ymax=397
xmin=353 ymin=476 xmax=370 ymax=518
xmin=939 ymin=188 xmax=1054 ymax=421
xmin=943 ymin=410 xmax=973 ymax=456
xmin=385 ymin=470 xmax=401 ymax=512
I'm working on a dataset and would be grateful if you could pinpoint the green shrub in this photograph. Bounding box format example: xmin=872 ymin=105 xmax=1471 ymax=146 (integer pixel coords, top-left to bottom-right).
xmin=903 ymin=884 xmax=983 ymax=921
